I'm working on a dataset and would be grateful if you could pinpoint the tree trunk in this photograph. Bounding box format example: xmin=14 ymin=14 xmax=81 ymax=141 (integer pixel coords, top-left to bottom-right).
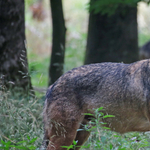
xmin=49 ymin=0 xmax=66 ymax=85
xmin=0 ymin=0 xmax=34 ymax=98
xmin=85 ymin=3 xmax=138 ymax=64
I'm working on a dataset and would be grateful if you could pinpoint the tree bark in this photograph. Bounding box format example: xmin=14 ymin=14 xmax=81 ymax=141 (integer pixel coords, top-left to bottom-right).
xmin=0 ymin=0 xmax=34 ymax=98
xmin=85 ymin=2 xmax=138 ymax=64
xmin=49 ymin=0 xmax=66 ymax=85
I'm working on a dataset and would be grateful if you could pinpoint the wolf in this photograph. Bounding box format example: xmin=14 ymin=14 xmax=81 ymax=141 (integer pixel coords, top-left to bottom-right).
xmin=139 ymin=41 xmax=150 ymax=60
xmin=42 ymin=59 xmax=150 ymax=150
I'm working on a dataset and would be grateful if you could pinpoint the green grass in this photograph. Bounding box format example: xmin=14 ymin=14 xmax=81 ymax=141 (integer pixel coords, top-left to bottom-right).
xmin=0 ymin=92 xmax=44 ymax=149
xmin=28 ymin=52 xmax=49 ymax=87
xmin=84 ymin=130 xmax=150 ymax=150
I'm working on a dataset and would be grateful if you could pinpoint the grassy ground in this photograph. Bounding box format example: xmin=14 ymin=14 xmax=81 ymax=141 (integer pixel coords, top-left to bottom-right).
xmin=1 ymin=0 xmax=150 ymax=149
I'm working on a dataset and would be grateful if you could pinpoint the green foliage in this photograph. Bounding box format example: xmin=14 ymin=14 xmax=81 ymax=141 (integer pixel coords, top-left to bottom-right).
xmin=0 ymin=92 xmax=43 ymax=149
xmin=61 ymin=140 xmax=78 ymax=150
xmin=82 ymin=107 xmax=150 ymax=150
xmin=0 ymin=136 xmax=37 ymax=150
xmin=89 ymin=0 xmax=150 ymax=15
xmin=28 ymin=52 xmax=49 ymax=88
xmin=85 ymin=131 xmax=150 ymax=150
xmin=25 ymin=0 xmax=37 ymax=8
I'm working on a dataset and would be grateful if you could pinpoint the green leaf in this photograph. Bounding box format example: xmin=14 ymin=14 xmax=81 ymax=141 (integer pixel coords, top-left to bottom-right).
xmin=61 ymin=145 xmax=74 ymax=150
xmin=29 ymin=137 xmax=37 ymax=144
xmin=103 ymin=115 xmax=115 ymax=118
xmin=0 ymin=146 xmax=6 ymax=149
xmin=119 ymin=148 xmax=126 ymax=150
xmin=84 ymin=113 xmax=94 ymax=116
xmin=91 ymin=126 xmax=96 ymax=130
xmin=102 ymin=127 xmax=110 ymax=130
xmin=1 ymin=140 xmax=6 ymax=145
xmin=27 ymin=135 xmax=30 ymax=140
xmin=73 ymin=140 xmax=77 ymax=145
xmin=17 ymin=141 xmax=27 ymax=144
xmin=110 ymin=143 xmax=113 ymax=149
xmin=27 ymin=145 xmax=36 ymax=149
xmin=97 ymin=107 xmax=103 ymax=111
xmin=13 ymin=146 xmax=28 ymax=150
xmin=113 ymin=135 xmax=121 ymax=137
xmin=100 ymin=122 xmax=107 ymax=125
xmin=61 ymin=146 xmax=69 ymax=148
xmin=5 ymin=141 xmax=11 ymax=147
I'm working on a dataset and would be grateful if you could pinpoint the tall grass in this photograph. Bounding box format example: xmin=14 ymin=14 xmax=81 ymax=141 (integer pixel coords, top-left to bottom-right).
xmin=0 ymin=92 xmax=43 ymax=149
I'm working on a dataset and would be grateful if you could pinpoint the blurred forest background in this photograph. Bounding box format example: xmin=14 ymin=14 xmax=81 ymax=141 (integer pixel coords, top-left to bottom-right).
xmin=26 ymin=0 xmax=88 ymax=94
xmin=1 ymin=0 xmax=150 ymax=149
xmin=26 ymin=0 xmax=150 ymax=95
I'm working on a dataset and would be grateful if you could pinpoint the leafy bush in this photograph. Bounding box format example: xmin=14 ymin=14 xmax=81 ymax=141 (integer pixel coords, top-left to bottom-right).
xmin=89 ymin=0 xmax=150 ymax=15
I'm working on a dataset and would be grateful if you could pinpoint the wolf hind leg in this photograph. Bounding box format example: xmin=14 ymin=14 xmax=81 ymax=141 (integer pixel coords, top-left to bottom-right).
xmin=71 ymin=129 xmax=90 ymax=150
xmin=70 ymin=116 xmax=91 ymax=150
